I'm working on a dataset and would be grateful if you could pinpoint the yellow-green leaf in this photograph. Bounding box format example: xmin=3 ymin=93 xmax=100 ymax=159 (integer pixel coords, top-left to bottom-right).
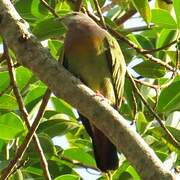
xmin=131 ymin=0 xmax=151 ymax=25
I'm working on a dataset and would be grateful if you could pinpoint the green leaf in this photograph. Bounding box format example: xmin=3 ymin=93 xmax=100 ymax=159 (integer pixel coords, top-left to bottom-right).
xmin=11 ymin=169 xmax=23 ymax=180
xmin=54 ymin=174 xmax=80 ymax=180
xmin=156 ymin=29 xmax=177 ymax=59
xmin=16 ymin=66 xmax=33 ymax=90
xmin=122 ymin=78 xmax=135 ymax=119
xmin=113 ymin=161 xmax=130 ymax=179
xmin=151 ymin=9 xmax=177 ymax=29
xmin=148 ymin=126 xmax=180 ymax=150
xmin=25 ymin=166 xmax=43 ymax=176
xmin=133 ymin=61 xmax=166 ymax=78
xmin=48 ymin=39 xmax=63 ymax=59
xmin=15 ymin=0 xmax=35 ymax=22
xmin=127 ymin=34 xmax=141 ymax=48
xmin=98 ymin=0 xmax=106 ymax=7
xmin=126 ymin=165 xmax=140 ymax=180
xmin=131 ymin=0 xmax=151 ymax=25
xmin=136 ymin=112 xmax=148 ymax=134
xmin=27 ymin=134 xmax=56 ymax=157
xmin=32 ymin=17 xmax=66 ymax=40
xmin=0 ymin=71 xmax=10 ymax=92
xmin=62 ymin=148 xmax=96 ymax=167
xmin=31 ymin=0 xmax=45 ymax=18
xmin=173 ymin=0 xmax=180 ymax=29
xmin=24 ymin=86 xmax=47 ymax=111
xmin=0 ymin=139 xmax=5 ymax=152
xmin=26 ymin=160 xmax=77 ymax=178
xmin=155 ymin=151 xmax=168 ymax=161
xmin=117 ymin=172 xmax=133 ymax=180
xmin=0 ymin=113 xmax=26 ymax=140
xmin=135 ymin=34 xmax=154 ymax=50
xmin=51 ymin=97 xmax=76 ymax=118
xmin=157 ymin=80 xmax=180 ymax=112
xmin=156 ymin=29 xmax=176 ymax=48
xmin=37 ymin=114 xmax=79 ymax=137
xmin=166 ymin=50 xmax=177 ymax=65
xmin=0 ymin=94 xmax=18 ymax=110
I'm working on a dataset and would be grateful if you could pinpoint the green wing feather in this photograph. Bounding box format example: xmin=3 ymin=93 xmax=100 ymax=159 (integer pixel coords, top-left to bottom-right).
xmin=104 ymin=33 xmax=126 ymax=108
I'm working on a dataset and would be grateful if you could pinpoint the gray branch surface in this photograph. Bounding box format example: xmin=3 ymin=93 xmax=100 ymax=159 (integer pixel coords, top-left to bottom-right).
xmin=0 ymin=0 xmax=176 ymax=179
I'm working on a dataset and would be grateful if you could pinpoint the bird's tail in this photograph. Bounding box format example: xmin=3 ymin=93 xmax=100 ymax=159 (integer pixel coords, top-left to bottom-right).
xmin=79 ymin=114 xmax=119 ymax=172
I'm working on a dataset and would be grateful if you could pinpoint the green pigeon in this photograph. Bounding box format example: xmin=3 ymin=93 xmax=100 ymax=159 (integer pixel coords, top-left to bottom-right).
xmin=61 ymin=12 xmax=126 ymax=172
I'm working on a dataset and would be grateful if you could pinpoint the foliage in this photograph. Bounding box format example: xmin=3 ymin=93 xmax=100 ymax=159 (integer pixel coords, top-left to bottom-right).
xmin=0 ymin=0 xmax=180 ymax=179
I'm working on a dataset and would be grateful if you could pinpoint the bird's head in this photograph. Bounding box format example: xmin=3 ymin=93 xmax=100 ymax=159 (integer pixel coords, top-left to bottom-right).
xmin=57 ymin=12 xmax=95 ymax=29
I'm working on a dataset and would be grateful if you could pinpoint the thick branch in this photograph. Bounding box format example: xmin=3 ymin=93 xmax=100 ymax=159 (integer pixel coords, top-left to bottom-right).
xmin=0 ymin=1 xmax=176 ymax=179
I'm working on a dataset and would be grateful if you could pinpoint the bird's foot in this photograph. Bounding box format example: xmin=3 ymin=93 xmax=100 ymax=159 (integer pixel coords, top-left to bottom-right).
xmin=94 ymin=91 xmax=110 ymax=104
xmin=94 ymin=90 xmax=104 ymax=99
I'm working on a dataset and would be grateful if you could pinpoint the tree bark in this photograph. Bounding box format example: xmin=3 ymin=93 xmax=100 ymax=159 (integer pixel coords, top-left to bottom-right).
xmin=0 ymin=0 xmax=176 ymax=179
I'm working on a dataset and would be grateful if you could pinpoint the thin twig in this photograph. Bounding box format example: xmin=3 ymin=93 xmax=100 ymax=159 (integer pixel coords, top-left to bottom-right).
xmin=115 ymin=9 xmax=137 ymax=25
xmin=2 ymin=40 xmax=52 ymax=180
xmin=131 ymin=90 xmax=138 ymax=125
xmin=141 ymin=39 xmax=178 ymax=54
xmin=174 ymin=38 xmax=180 ymax=75
xmin=93 ymin=0 xmax=107 ymax=29
xmin=10 ymin=159 xmax=28 ymax=175
xmin=1 ymin=89 xmax=51 ymax=180
xmin=153 ymin=88 xmax=159 ymax=110
xmin=133 ymin=78 xmax=158 ymax=89
xmin=40 ymin=0 xmax=59 ymax=17
xmin=127 ymin=71 xmax=180 ymax=149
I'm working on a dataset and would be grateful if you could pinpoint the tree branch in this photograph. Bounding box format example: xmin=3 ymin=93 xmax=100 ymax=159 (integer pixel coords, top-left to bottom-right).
xmin=40 ymin=0 xmax=59 ymax=17
xmin=0 ymin=0 xmax=176 ymax=179
xmin=115 ymin=9 xmax=137 ymax=25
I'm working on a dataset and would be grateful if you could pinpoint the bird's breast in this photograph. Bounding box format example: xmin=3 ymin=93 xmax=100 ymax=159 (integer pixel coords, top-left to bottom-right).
xmin=64 ymin=34 xmax=116 ymax=104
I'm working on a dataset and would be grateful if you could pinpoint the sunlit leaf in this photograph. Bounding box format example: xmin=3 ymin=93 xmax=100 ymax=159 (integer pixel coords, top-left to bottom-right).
xmin=157 ymin=80 xmax=180 ymax=112
xmin=37 ymin=114 xmax=79 ymax=137
xmin=0 ymin=94 xmax=18 ymax=110
xmin=151 ymin=9 xmax=177 ymax=29
xmin=0 ymin=113 xmax=26 ymax=140
xmin=148 ymin=126 xmax=180 ymax=150
xmin=16 ymin=66 xmax=33 ymax=90
xmin=173 ymin=0 xmax=180 ymax=29
xmin=131 ymin=0 xmax=151 ymax=25
xmin=0 ymin=71 xmax=10 ymax=92
xmin=27 ymin=134 xmax=56 ymax=157
xmin=62 ymin=148 xmax=96 ymax=167
xmin=51 ymin=97 xmax=76 ymax=118
xmin=136 ymin=112 xmax=148 ymax=134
